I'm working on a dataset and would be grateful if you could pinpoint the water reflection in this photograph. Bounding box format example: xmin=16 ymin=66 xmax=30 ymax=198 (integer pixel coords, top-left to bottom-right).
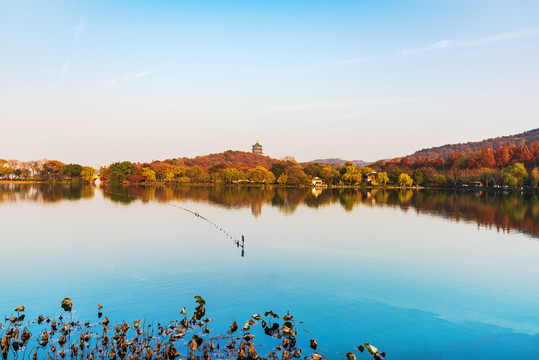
xmin=1 ymin=183 xmax=538 ymax=238
xmin=0 ymin=183 xmax=94 ymax=203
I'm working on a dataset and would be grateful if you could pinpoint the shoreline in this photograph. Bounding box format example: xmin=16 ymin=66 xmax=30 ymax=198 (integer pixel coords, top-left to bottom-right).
xmin=1 ymin=180 xmax=536 ymax=193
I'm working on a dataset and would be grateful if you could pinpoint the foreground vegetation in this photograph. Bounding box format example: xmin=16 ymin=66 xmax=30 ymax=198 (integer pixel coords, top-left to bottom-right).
xmin=1 ymin=297 xmax=385 ymax=360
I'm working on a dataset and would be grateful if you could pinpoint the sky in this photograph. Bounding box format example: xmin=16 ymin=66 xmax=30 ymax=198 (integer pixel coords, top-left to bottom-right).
xmin=1 ymin=0 xmax=538 ymax=167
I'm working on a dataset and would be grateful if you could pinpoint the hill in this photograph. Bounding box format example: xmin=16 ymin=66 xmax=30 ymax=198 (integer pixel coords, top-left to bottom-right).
xmin=308 ymin=158 xmax=371 ymax=167
xmin=179 ymin=150 xmax=278 ymax=170
xmin=411 ymin=128 xmax=539 ymax=160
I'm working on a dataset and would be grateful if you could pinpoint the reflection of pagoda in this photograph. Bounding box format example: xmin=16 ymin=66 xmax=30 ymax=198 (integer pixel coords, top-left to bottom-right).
xmin=251 ymin=203 xmax=262 ymax=218
xmin=252 ymin=140 xmax=263 ymax=155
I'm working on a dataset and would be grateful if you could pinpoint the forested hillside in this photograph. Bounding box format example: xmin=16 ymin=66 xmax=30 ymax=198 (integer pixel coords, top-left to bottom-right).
xmin=412 ymin=128 xmax=539 ymax=160
xmin=179 ymin=151 xmax=278 ymax=169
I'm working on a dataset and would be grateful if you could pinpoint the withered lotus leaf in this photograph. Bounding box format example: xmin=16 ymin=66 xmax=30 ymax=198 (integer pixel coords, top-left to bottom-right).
xmin=194 ymin=296 xmax=206 ymax=306
xmin=364 ymin=343 xmax=378 ymax=355
xmin=61 ymin=298 xmax=73 ymax=312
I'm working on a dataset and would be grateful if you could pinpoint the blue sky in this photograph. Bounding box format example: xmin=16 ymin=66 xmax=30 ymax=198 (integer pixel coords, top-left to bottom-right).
xmin=1 ymin=0 xmax=538 ymax=167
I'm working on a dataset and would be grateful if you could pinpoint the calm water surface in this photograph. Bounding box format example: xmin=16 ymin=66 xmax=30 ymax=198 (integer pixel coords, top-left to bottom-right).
xmin=1 ymin=184 xmax=538 ymax=359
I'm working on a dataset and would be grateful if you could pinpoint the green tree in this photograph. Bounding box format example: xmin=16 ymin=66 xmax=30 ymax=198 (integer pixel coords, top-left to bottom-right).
xmin=63 ymin=164 xmax=83 ymax=178
xmin=104 ymin=161 xmax=134 ymax=183
xmin=80 ymin=166 xmax=95 ymax=183
xmin=426 ymin=174 xmax=448 ymax=187
xmin=302 ymin=163 xmax=322 ymax=178
xmin=503 ymin=163 xmax=528 ymax=188
xmin=412 ymin=168 xmax=424 ymax=185
xmin=388 ymin=169 xmax=403 ymax=184
xmin=502 ymin=173 xmax=518 ymax=188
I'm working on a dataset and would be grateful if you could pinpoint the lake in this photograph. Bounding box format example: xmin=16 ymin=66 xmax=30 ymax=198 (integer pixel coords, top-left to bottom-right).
xmin=1 ymin=184 xmax=538 ymax=359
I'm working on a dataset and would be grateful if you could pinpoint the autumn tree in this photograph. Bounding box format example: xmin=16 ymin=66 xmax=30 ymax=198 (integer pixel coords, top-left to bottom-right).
xmin=141 ymin=167 xmax=156 ymax=182
xmin=247 ymin=166 xmax=275 ymax=184
xmin=494 ymin=144 xmax=512 ymax=168
xmin=285 ymin=166 xmax=309 ymax=186
xmin=302 ymin=163 xmax=322 ymax=178
xmin=375 ymin=172 xmax=389 ymax=186
xmin=187 ymin=166 xmax=209 ymax=183
xmin=18 ymin=162 xmax=32 ymax=180
xmin=398 ymin=173 xmax=413 ymax=187
xmin=318 ymin=165 xmax=334 ymax=184
xmin=270 ymin=157 xmax=298 ymax=179
xmin=42 ymin=160 xmax=66 ymax=180
xmin=221 ymin=168 xmax=240 ymax=183
xmin=151 ymin=162 xmax=174 ymax=181
xmin=340 ymin=162 xmax=360 ymax=185
xmin=277 ymin=174 xmax=288 ymax=185
xmin=0 ymin=159 xmax=9 ymax=180
xmin=530 ymin=167 xmax=539 ymax=190
xmin=469 ymin=147 xmax=496 ymax=169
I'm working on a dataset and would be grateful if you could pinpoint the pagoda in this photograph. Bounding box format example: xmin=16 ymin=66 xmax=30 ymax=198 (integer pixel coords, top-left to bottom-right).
xmin=252 ymin=140 xmax=263 ymax=155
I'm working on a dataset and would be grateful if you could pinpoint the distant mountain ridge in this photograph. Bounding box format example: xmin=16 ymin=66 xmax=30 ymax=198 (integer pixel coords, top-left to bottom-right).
xmin=307 ymin=158 xmax=371 ymax=167
xmin=411 ymin=128 xmax=539 ymax=160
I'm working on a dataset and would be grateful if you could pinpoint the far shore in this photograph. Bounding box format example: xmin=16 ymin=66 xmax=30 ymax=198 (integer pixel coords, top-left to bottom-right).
xmin=2 ymin=180 xmax=537 ymax=193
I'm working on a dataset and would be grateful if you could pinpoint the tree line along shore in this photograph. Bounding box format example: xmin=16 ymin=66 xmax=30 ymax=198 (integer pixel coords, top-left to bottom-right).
xmin=1 ymin=141 xmax=539 ymax=190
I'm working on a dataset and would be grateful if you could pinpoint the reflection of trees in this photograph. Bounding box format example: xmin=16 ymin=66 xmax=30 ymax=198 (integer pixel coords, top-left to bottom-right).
xmin=338 ymin=189 xmax=363 ymax=212
xmin=0 ymin=183 xmax=94 ymax=204
xmin=3 ymin=184 xmax=539 ymax=238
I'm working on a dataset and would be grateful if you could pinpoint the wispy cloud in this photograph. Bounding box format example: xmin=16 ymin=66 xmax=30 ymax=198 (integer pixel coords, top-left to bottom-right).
xmin=331 ymin=112 xmax=373 ymax=121
xmin=401 ymin=28 xmax=539 ymax=55
xmin=268 ymin=94 xmax=488 ymax=112
xmin=268 ymin=98 xmax=419 ymax=111
xmin=99 ymin=70 xmax=153 ymax=87
xmin=73 ymin=20 xmax=85 ymax=41
xmin=50 ymin=59 xmax=71 ymax=91
xmin=61 ymin=59 xmax=71 ymax=80
xmin=134 ymin=71 xmax=152 ymax=78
